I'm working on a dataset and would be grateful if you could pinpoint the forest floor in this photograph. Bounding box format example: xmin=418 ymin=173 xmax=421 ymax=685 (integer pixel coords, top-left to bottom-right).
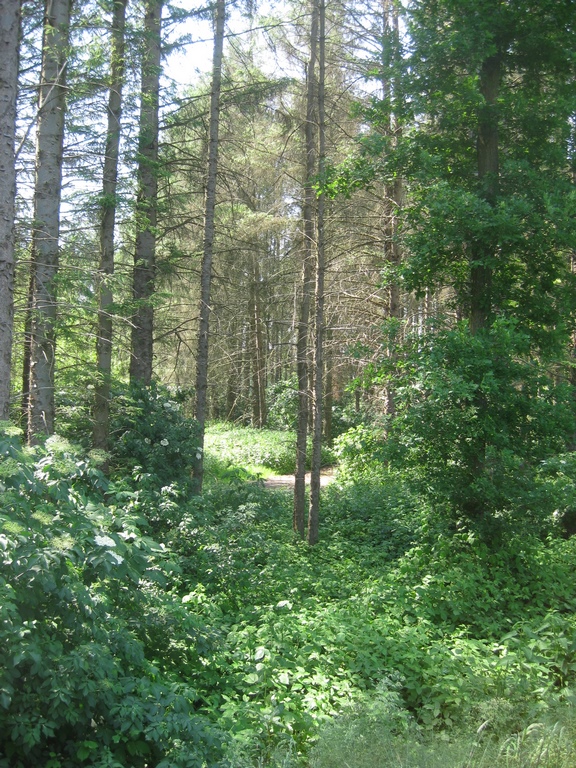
xmin=263 ymin=468 xmax=335 ymax=490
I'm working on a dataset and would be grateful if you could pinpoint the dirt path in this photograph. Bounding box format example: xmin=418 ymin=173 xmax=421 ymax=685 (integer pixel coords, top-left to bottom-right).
xmin=264 ymin=469 xmax=335 ymax=490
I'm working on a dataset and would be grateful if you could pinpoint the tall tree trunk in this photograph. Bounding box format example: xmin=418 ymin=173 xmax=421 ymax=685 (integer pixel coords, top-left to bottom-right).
xmin=382 ymin=0 xmax=402 ymax=418
xmin=21 ymin=286 xmax=32 ymax=433
xmin=293 ymin=0 xmax=319 ymax=537
xmin=93 ymin=0 xmax=127 ymax=451
xmin=307 ymin=0 xmax=326 ymax=546
xmin=130 ymin=0 xmax=163 ymax=385
xmin=470 ymin=54 xmax=500 ymax=335
xmin=323 ymin=325 xmax=333 ymax=442
xmin=250 ymin=259 xmax=267 ymax=428
xmin=191 ymin=0 xmax=225 ymax=493
xmin=27 ymin=0 xmax=73 ymax=442
xmin=384 ymin=172 xmax=403 ymax=418
xmin=0 ymin=0 xmax=21 ymax=422
xmin=465 ymin=53 xmax=500 ymax=515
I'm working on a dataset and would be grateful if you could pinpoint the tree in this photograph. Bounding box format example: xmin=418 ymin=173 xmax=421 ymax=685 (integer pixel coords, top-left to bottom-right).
xmin=0 ymin=0 xmax=21 ymax=421
xmin=307 ymin=0 xmax=326 ymax=545
xmin=27 ymin=0 xmax=73 ymax=441
xmin=293 ymin=0 xmax=319 ymax=537
xmin=93 ymin=0 xmax=128 ymax=451
xmin=130 ymin=0 xmax=163 ymax=386
xmin=361 ymin=0 xmax=576 ymax=524
xmin=191 ymin=0 xmax=226 ymax=493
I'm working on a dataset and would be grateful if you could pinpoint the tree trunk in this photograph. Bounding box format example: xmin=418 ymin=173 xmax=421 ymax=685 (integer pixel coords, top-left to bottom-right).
xmin=0 ymin=0 xmax=21 ymax=422
xmin=129 ymin=0 xmax=163 ymax=386
xmin=384 ymin=172 xmax=403 ymax=418
xmin=293 ymin=0 xmax=319 ymax=537
xmin=93 ymin=0 xmax=127 ymax=452
xmin=307 ymin=0 xmax=326 ymax=546
xmin=465 ymin=53 xmax=500 ymax=516
xmin=323 ymin=326 xmax=333 ymax=442
xmin=382 ymin=0 xmax=403 ymax=418
xmin=250 ymin=259 xmax=267 ymax=428
xmin=470 ymin=54 xmax=500 ymax=335
xmin=27 ymin=0 xmax=73 ymax=442
xmin=191 ymin=0 xmax=225 ymax=493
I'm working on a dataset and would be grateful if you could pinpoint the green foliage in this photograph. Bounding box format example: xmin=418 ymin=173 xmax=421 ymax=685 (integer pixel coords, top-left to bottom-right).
xmin=264 ymin=380 xmax=373 ymax=441
xmin=0 ymin=425 xmax=225 ymax=768
xmin=108 ymin=382 xmax=199 ymax=491
xmin=205 ymin=422 xmax=297 ymax=474
xmin=333 ymin=425 xmax=388 ymax=480
xmin=148 ymin=438 xmax=576 ymax=759
xmin=5 ymin=419 xmax=576 ymax=766
xmin=266 ymin=376 xmax=299 ymax=431
xmin=205 ymin=423 xmax=335 ymax=476
xmin=328 ymin=398 xmax=373 ymax=441
xmin=369 ymin=320 xmax=576 ymax=529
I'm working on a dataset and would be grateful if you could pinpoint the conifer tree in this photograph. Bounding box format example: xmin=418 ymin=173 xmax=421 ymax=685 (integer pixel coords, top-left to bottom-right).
xmin=307 ymin=0 xmax=326 ymax=545
xmin=130 ymin=0 xmax=163 ymax=385
xmin=27 ymin=0 xmax=73 ymax=441
xmin=191 ymin=0 xmax=226 ymax=493
xmin=293 ymin=0 xmax=319 ymax=536
xmin=93 ymin=0 xmax=128 ymax=451
xmin=0 ymin=0 xmax=21 ymax=421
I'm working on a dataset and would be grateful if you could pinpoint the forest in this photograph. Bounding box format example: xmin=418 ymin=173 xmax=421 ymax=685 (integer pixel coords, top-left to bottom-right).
xmin=1 ymin=0 xmax=576 ymax=765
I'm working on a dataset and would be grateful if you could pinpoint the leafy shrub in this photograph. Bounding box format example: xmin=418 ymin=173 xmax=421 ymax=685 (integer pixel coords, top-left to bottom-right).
xmin=266 ymin=376 xmax=299 ymax=431
xmin=387 ymin=532 xmax=576 ymax=637
xmin=369 ymin=320 xmax=576 ymax=531
xmin=319 ymin=477 xmax=424 ymax=560
xmin=265 ymin=375 xmax=373 ymax=439
xmin=0 ymin=425 xmax=225 ymax=768
xmin=108 ymin=382 xmax=200 ymax=490
xmin=333 ymin=424 xmax=388 ymax=480
xmin=329 ymin=398 xmax=374 ymax=440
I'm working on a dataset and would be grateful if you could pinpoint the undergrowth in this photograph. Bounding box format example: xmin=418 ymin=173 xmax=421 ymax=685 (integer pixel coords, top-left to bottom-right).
xmin=3 ymin=413 xmax=576 ymax=767
xmin=204 ymin=422 xmax=336 ymax=477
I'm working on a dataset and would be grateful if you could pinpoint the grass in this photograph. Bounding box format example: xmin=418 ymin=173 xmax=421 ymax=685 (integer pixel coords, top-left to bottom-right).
xmin=309 ymin=714 xmax=576 ymax=768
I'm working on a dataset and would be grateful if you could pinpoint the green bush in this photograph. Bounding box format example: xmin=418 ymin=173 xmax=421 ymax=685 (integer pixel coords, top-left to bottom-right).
xmin=6 ymin=418 xmax=576 ymax=766
xmin=333 ymin=424 xmax=389 ymax=480
xmin=266 ymin=376 xmax=299 ymax=431
xmin=108 ymin=382 xmax=200 ymax=491
xmin=0 ymin=425 xmax=224 ymax=768
xmin=369 ymin=320 xmax=576 ymax=532
xmin=329 ymin=398 xmax=374 ymax=440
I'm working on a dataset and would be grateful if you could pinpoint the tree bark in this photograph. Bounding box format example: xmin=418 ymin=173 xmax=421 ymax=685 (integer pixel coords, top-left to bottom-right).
xmin=191 ymin=0 xmax=225 ymax=493
xmin=465 ymin=53 xmax=501 ymax=516
xmin=307 ymin=0 xmax=326 ymax=546
xmin=470 ymin=54 xmax=500 ymax=335
xmin=0 ymin=0 xmax=21 ymax=422
xmin=28 ymin=0 xmax=73 ymax=441
xmin=250 ymin=258 xmax=267 ymax=427
xmin=93 ymin=0 xmax=128 ymax=452
xmin=293 ymin=0 xmax=319 ymax=537
xmin=323 ymin=326 xmax=333 ymax=442
xmin=382 ymin=0 xmax=403 ymax=418
xmin=130 ymin=0 xmax=163 ymax=386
